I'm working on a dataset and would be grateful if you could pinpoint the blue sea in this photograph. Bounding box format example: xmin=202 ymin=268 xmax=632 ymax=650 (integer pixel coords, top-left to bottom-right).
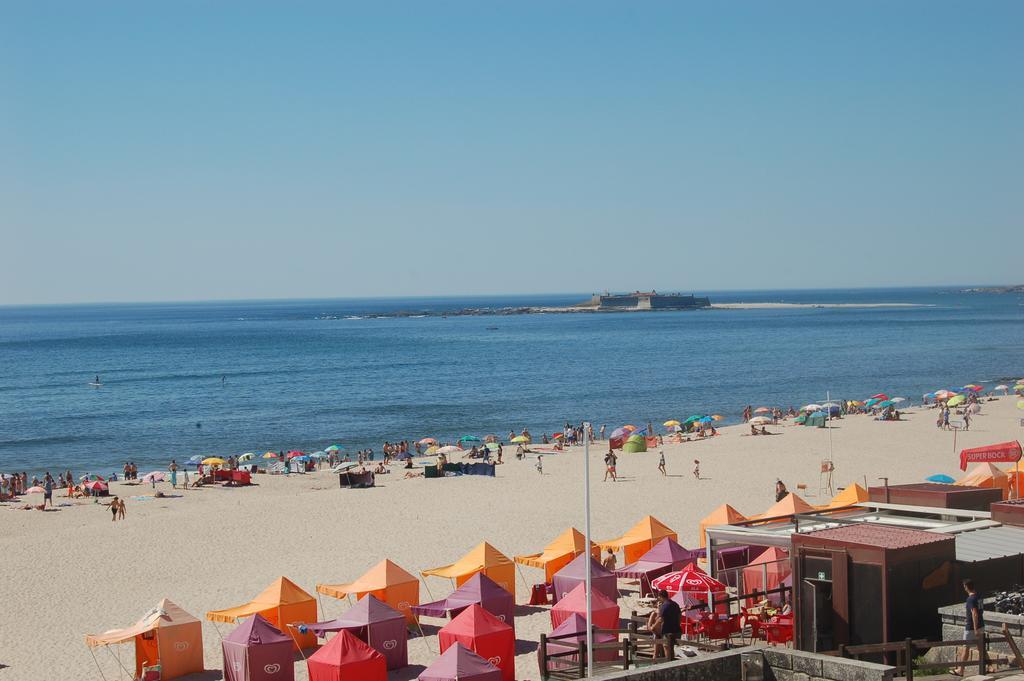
xmin=0 ymin=288 xmax=1021 ymax=475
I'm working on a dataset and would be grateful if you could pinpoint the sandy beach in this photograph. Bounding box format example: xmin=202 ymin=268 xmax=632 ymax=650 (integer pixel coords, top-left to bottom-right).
xmin=2 ymin=396 xmax=1021 ymax=680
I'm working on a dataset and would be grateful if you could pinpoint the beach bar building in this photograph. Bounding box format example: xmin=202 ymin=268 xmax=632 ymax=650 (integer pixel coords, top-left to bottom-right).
xmin=867 ymin=482 xmax=1002 ymax=511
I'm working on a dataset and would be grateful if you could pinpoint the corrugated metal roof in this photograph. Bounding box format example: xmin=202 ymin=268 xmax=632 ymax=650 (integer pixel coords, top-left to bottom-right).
xmin=802 ymin=524 xmax=953 ymax=549
xmin=955 ymin=525 xmax=1024 ymax=562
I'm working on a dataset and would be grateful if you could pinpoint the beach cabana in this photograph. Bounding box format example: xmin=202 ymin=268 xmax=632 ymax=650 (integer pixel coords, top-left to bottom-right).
xmin=301 ymin=595 xmax=408 ymax=670
xmin=85 ymin=599 xmax=204 ymax=681
xmin=826 ymin=483 xmax=869 ymax=508
xmin=412 ymin=573 xmax=514 ymax=631
xmin=599 ymin=515 xmax=677 ymax=563
xmin=422 ymin=542 xmax=516 ymax=598
xmin=306 ymin=630 xmax=386 ymax=681
xmin=615 ymin=537 xmax=703 ymax=595
xmin=222 ymin=613 xmax=295 ymax=681
xmin=956 ymin=463 xmax=1010 ymax=499
xmin=514 ymin=527 xmax=595 ymax=583
xmin=438 ymin=604 xmax=515 ymax=681
xmin=419 ymin=642 xmax=502 ymax=681
xmin=316 ymin=559 xmax=420 ymax=623
xmin=741 ymin=547 xmax=791 ymax=600
xmin=754 ymin=493 xmax=816 ymax=521
xmin=699 ymin=504 xmax=747 ymax=549
xmin=206 ymin=577 xmax=317 ymax=650
xmin=550 ymin=583 xmax=620 ymax=631
xmin=551 ymin=553 xmax=618 ymax=604
xmin=622 ymin=434 xmax=647 ymax=453
xmin=543 ymin=613 xmax=619 ymax=670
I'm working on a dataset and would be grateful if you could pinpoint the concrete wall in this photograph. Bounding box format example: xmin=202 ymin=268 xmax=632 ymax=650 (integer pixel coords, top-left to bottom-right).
xmin=592 ymin=646 xmax=894 ymax=681
xmin=936 ymin=601 xmax=1024 ymax=663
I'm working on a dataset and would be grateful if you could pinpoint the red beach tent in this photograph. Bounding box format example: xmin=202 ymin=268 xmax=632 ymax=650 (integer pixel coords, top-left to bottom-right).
xmin=543 ymin=612 xmax=619 ymax=669
xmin=300 ymin=595 xmax=408 ymax=670
xmin=306 ymin=630 xmax=386 ymax=681
xmin=551 ymin=553 xmax=618 ymax=605
xmin=550 ymin=583 xmax=620 ymax=632
xmin=418 ymin=642 xmax=502 ymax=681
xmin=438 ymin=604 xmax=515 ymax=681
xmin=222 ymin=614 xmax=295 ymax=681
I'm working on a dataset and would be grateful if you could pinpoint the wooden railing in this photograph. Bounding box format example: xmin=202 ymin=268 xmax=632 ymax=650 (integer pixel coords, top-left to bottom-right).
xmin=828 ymin=624 xmax=1024 ymax=680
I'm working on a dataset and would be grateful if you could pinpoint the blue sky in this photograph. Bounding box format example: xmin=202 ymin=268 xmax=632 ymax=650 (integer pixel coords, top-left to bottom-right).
xmin=2 ymin=1 xmax=1021 ymax=304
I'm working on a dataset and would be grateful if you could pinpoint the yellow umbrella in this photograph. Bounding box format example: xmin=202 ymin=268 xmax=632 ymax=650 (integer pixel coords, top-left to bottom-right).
xmin=663 ymin=420 xmax=680 ymax=427
xmin=262 ymin=452 xmax=278 ymax=459
xmin=849 ymin=400 xmax=864 ymax=406
xmin=425 ymin=445 xmax=439 ymax=455
xmin=947 ymin=395 xmax=966 ymax=407
xmin=710 ymin=415 xmax=724 ymax=421
xmin=202 ymin=457 xmax=226 ymax=466
xmin=510 ymin=435 xmax=529 ymax=443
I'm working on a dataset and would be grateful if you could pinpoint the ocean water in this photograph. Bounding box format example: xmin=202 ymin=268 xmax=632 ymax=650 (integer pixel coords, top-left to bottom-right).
xmin=0 ymin=288 xmax=1021 ymax=475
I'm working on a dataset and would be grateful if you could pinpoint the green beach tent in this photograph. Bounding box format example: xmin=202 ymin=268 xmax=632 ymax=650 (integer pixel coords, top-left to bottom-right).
xmin=622 ymin=434 xmax=647 ymax=454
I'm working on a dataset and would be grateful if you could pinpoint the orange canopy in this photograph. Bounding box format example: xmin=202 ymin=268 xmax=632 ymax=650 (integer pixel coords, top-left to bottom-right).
xmin=206 ymin=577 xmax=317 ymax=650
xmin=422 ymin=542 xmax=516 ymax=597
xmin=957 ymin=463 xmax=1010 ymax=499
xmin=317 ymin=559 xmax=420 ymax=623
xmin=826 ymin=483 xmax=869 ymax=509
xmin=514 ymin=528 xmax=598 ymax=582
xmin=599 ymin=515 xmax=677 ymax=564
xmin=698 ymin=504 xmax=747 ymax=549
xmin=86 ymin=599 xmax=204 ymax=681
xmin=755 ymin=493 xmax=816 ymax=521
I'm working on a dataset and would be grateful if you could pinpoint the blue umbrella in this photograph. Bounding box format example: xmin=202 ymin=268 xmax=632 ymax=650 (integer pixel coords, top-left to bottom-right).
xmin=459 ymin=435 xmax=482 ymax=443
xmin=926 ymin=474 xmax=955 ymax=484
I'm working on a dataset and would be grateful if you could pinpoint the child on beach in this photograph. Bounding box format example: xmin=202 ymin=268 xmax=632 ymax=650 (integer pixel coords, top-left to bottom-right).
xmin=658 ymin=451 xmax=667 ymax=476
xmin=693 ymin=460 xmax=700 ymax=479
xmin=535 ymin=455 xmax=543 ymax=475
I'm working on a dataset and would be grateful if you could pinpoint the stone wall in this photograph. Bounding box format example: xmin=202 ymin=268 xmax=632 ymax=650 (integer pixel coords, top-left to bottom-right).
xmin=936 ymin=601 xmax=1024 ymax=663
xmin=591 ymin=646 xmax=894 ymax=681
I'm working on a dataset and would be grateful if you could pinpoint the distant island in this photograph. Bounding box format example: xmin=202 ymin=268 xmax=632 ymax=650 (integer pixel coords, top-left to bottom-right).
xmin=961 ymin=285 xmax=1024 ymax=294
xmin=576 ymin=290 xmax=711 ymax=310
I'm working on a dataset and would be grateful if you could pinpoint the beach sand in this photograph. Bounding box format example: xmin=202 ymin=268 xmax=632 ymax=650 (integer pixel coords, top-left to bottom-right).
xmin=1 ymin=396 xmax=1020 ymax=680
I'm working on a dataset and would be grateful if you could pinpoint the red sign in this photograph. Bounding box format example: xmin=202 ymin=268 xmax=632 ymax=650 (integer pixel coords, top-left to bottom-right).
xmin=960 ymin=440 xmax=1022 ymax=471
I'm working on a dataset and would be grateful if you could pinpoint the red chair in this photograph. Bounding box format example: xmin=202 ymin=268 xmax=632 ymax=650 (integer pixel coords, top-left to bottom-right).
xmin=699 ymin=614 xmax=740 ymax=641
xmin=765 ymin=616 xmax=794 ymax=646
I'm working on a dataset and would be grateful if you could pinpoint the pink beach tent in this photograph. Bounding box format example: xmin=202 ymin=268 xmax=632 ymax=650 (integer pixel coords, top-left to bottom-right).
xmin=222 ymin=613 xmax=295 ymax=681
xmin=550 ymin=583 xmax=619 ymax=631
xmin=551 ymin=553 xmax=618 ymax=605
xmin=438 ymin=604 xmax=515 ymax=681
xmin=418 ymin=642 xmax=502 ymax=681
xmin=300 ymin=595 xmax=408 ymax=670
xmin=412 ymin=573 xmax=514 ymax=633
xmin=305 ymin=630 xmax=386 ymax=681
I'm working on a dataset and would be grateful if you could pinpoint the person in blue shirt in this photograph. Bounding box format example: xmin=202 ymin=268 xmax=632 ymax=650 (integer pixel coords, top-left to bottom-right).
xmin=956 ymin=578 xmax=986 ymax=676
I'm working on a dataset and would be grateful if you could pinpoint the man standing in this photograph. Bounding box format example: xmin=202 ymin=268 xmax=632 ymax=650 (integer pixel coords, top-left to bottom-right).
xmin=647 ymin=590 xmax=682 ymax=658
xmin=957 ymin=578 xmax=986 ymax=676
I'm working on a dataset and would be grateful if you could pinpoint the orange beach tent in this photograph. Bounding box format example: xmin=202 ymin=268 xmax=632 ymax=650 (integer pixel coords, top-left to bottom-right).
xmin=206 ymin=576 xmax=318 ymax=650
xmin=599 ymin=515 xmax=677 ymax=564
xmin=422 ymin=542 xmax=516 ymax=597
xmin=317 ymin=559 xmax=420 ymax=624
xmin=754 ymin=493 xmax=816 ymax=522
xmin=957 ymin=463 xmax=1010 ymax=499
xmin=698 ymin=504 xmax=747 ymax=549
xmin=514 ymin=527 xmax=597 ymax=582
xmin=827 ymin=483 xmax=869 ymax=509
xmin=86 ymin=599 xmax=204 ymax=681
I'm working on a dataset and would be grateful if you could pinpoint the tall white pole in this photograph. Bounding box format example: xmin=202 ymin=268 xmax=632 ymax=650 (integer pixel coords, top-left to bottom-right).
xmin=826 ymin=390 xmax=833 ymax=462
xmin=583 ymin=421 xmax=594 ymax=676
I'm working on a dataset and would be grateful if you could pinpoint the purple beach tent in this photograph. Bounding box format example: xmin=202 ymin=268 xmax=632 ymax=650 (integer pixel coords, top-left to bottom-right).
xmin=614 ymin=537 xmax=703 ymax=596
xmin=298 ymin=595 xmax=408 ymax=670
xmin=411 ymin=573 xmax=515 ymax=633
xmin=222 ymin=613 xmax=296 ymax=681
xmin=550 ymin=552 xmax=618 ymax=605
xmin=418 ymin=642 xmax=502 ymax=681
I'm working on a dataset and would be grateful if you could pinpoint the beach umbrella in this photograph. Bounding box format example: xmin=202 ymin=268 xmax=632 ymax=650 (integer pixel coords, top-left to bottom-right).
xmin=510 ymin=435 xmax=529 ymax=443
xmin=436 ymin=445 xmax=463 ymax=454
xmin=425 ymin=446 xmax=439 ymax=455
xmin=684 ymin=415 xmax=704 ymax=423
xmin=262 ymin=452 xmax=279 ymax=459
xmin=890 ymin=397 xmax=906 ymax=404
xmin=84 ymin=480 xmax=108 ymax=491
xmin=202 ymin=457 xmax=225 ymax=466
xmin=849 ymin=400 xmax=865 ymax=406
xmin=551 ymin=433 xmax=564 ymax=439
xmin=749 ymin=416 xmax=771 ymax=426
xmin=485 ymin=442 xmax=500 ymax=452
xmin=870 ymin=393 xmax=889 ymax=401
xmin=651 ymin=565 xmax=725 ymax=596
xmin=238 ymin=453 xmax=254 ymax=462
xmin=802 ymin=404 xmax=822 ymax=412
xmin=292 ymin=455 xmax=310 ymax=463
xmin=79 ymin=474 xmax=105 ymax=481
xmin=141 ymin=471 xmax=165 ymax=483
xmin=287 ymin=450 xmax=305 ymax=458
xmin=994 ymin=385 xmax=1009 ymax=393
xmin=663 ymin=420 xmax=680 ymax=427
xmin=710 ymin=415 xmax=724 ymax=421
xmin=876 ymin=400 xmax=893 ymax=408
xmin=187 ymin=455 xmax=203 ymax=463
xmin=325 ymin=444 xmax=343 ymax=451
xmin=459 ymin=435 xmax=482 ymax=443
xmin=622 ymin=425 xmax=637 ymax=432
xmin=484 ymin=434 xmax=498 ymax=443
xmin=333 ymin=462 xmax=360 ymax=472
xmin=926 ymin=474 xmax=956 ymax=484
xmin=699 ymin=416 xmax=714 ymax=424
xmin=947 ymin=395 xmax=966 ymax=407
xmin=419 ymin=437 xmax=437 ymax=445
xmin=753 ymin=407 xmax=771 ymax=414
xmin=24 ymin=486 xmax=46 ymax=495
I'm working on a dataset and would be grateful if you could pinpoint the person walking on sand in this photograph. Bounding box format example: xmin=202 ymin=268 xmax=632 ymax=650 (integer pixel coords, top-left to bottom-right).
xmin=43 ymin=475 xmax=53 ymax=509
xmin=603 ymin=449 xmax=617 ymax=482
xmin=602 ymin=548 xmax=617 ymax=570
xmin=535 ymin=455 xmax=543 ymax=475
xmin=963 ymin=410 xmax=971 ymax=431
xmin=693 ymin=459 xmax=700 ymax=480
xmin=775 ymin=479 xmax=788 ymax=502
xmin=956 ymin=578 xmax=987 ymax=676
xmin=118 ymin=497 xmax=126 ymax=520
xmin=600 ymin=424 xmax=606 ymax=440
xmin=169 ymin=460 xmax=178 ymax=489
xmin=658 ymin=451 xmax=667 ymax=476
xmin=109 ymin=496 xmax=120 ymax=522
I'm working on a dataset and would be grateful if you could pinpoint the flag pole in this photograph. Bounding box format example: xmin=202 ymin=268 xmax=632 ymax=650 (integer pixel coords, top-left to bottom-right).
xmin=583 ymin=421 xmax=594 ymax=676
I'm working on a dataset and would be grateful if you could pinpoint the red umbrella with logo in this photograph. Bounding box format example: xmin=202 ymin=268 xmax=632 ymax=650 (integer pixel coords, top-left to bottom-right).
xmin=650 ymin=563 xmax=725 ymax=595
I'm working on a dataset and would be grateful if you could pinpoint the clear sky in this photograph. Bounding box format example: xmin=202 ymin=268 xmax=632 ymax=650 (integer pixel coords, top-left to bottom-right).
xmin=2 ymin=1 xmax=1022 ymax=304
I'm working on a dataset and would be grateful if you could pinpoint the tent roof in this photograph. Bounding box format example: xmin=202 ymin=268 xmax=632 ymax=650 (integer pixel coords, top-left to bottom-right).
xmin=416 ymin=573 xmax=513 ymax=617
xmin=422 ymin=542 xmax=512 ymax=580
xmin=317 ymin=559 xmax=419 ymax=599
xmin=636 ymin=537 xmax=696 ymax=564
xmin=207 ymin=576 xmax=314 ymax=623
xmin=419 ymin=642 xmax=501 ymax=681
xmin=308 ymin=629 xmax=385 ymax=667
xmin=554 ymin=553 xmax=614 ymax=580
xmin=551 ymin=583 xmax=618 ymax=616
xmin=758 ymin=493 xmax=816 ymax=519
xmin=86 ymin=599 xmax=199 ymax=647
xmin=439 ymin=603 xmax=512 ymax=639
xmin=746 ymin=547 xmax=788 ymax=567
xmin=599 ymin=515 xmax=676 ymax=551
xmin=958 ymin=463 xmax=1009 ymax=486
xmin=827 ymin=483 xmax=869 ymax=508
xmin=701 ymin=504 xmax=747 ymax=526
xmin=334 ymin=594 xmax=405 ymax=626
xmin=514 ymin=527 xmax=591 ymax=568
xmin=224 ymin=613 xmax=292 ymax=646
